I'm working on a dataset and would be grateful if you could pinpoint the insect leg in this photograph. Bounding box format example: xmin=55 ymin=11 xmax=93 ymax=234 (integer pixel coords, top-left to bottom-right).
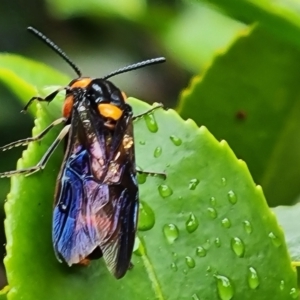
xmin=0 ymin=117 xmax=67 ymax=151
xmin=22 ymin=87 xmax=67 ymax=112
xmin=136 ymin=169 xmax=166 ymax=180
xmin=0 ymin=124 xmax=71 ymax=178
xmin=132 ymin=103 xmax=164 ymax=121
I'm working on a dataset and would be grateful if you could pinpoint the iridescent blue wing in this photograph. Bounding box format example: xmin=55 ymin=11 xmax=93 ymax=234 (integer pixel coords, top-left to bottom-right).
xmin=53 ymin=148 xmax=107 ymax=265
xmin=53 ymin=102 xmax=138 ymax=278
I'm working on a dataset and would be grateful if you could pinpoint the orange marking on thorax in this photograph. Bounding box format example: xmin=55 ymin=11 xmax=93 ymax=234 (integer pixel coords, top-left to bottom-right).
xmin=70 ymin=78 xmax=92 ymax=88
xmin=121 ymin=91 xmax=127 ymax=101
xmin=98 ymin=103 xmax=123 ymax=121
xmin=63 ymin=95 xmax=74 ymax=118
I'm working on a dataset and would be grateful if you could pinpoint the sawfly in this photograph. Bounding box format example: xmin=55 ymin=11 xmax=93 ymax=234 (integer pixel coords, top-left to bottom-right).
xmin=0 ymin=27 xmax=166 ymax=279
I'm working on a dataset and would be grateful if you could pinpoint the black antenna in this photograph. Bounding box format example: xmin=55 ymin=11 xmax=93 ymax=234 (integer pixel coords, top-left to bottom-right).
xmin=27 ymin=26 xmax=82 ymax=77
xmin=103 ymin=57 xmax=166 ymax=80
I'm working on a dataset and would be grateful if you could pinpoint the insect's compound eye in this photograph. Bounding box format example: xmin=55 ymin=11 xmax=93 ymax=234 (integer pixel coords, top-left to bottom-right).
xmin=98 ymin=103 xmax=123 ymax=120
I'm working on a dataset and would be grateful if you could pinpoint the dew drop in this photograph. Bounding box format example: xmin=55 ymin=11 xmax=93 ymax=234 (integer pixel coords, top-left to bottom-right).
xmin=186 ymin=213 xmax=199 ymax=233
xmin=214 ymin=274 xmax=234 ymax=300
xmin=172 ymin=251 xmax=178 ymax=259
xmin=158 ymin=184 xmax=173 ymax=198
xmin=204 ymin=239 xmax=210 ymax=248
xmin=210 ymin=196 xmax=217 ymax=206
xmin=191 ymin=294 xmax=200 ymax=300
xmin=133 ymin=237 xmax=144 ymax=256
xmin=280 ymin=280 xmax=285 ymax=291
xmin=139 ymin=140 xmax=146 ymax=145
xmin=290 ymin=288 xmax=299 ymax=299
xmin=196 ymin=246 xmax=206 ymax=257
xmin=268 ymin=232 xmax=282 ymax=247
xmin=170 ymin=135 xmax=182 ymax=146
xmin=206 ymin=265 xmax=212 ymax=272
xmin=137 ymin=172 xmax=147 ymax=184
xmin=227 ymin=190 xmax=237 ymax=204
xmin=138 ymin=201 xmax=155 ymax=231
xmin=185 ymin=256 xmax=196 ymax=268
xmin=163 ymin=223 xmax=179 ymax=244
xmin=231 ymin=237 xmax=245 ymax=257
xmin=243 ymin=220 xmax=252 ymax=234
xmin=170 ymin=262 xmax=178 ymax=272
xmin=214 ymin=237 xmax=221 ymax=248
xmin=247 ymin=267 xmax=259 ymax=289
xmin=189 ymin=178 xmax=200 ymax=190
xmin=221 ymin=177 xmax=227 ymax=186
xmin=207 ymin=207 xmax=217 ymax=219
xmin=221 ymin=218 xmax=231 ymax=228
xmin=144 ymin=113 xmax=158 ymax=132
xmin=153 ymin=146 xmax=162 ymax=158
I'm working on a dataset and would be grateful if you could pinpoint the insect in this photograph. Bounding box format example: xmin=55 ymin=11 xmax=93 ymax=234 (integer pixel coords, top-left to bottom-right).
xmin=0 ymin=27 xmax=166 ymax=279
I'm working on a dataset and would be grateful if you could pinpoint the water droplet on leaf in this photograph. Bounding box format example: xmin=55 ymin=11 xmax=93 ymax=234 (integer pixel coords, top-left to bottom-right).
xmin=170 ymin=135 xmax=182 ymax=146
xmin=170 ymin=262 xmax=178 ymax=271
xmin=191 ymin=294 xmax=200 ymax=300
xmin=189 ymin=178 xmax=199 ymax=190
xmin=144 ymin=113 xmax=158 ymax=132
xmin=268 ymin=232 xmax=282 ymax=247
xmin=196 ymin=246 xmax=206 ymax=257
xmin=290 ymin=288 xmax=299 ymax=299
xmin=154 ymin=146 xmax=162 ymax=158
xmin=243 ymin=220 xmax=252 ymax=234
xmin=231 ymin=237 xmax=245 ymax=257
xmin=214 ymin=274 xmax=234 ymax=300
xmin=210 ymin=196 xmax=217 ymax=206
xmin=158 ymin=184 xmax=173 ymax=198
xmin=163 ymin=223 xmax=179 ymax=244
xmin=280 ymin=280 xmax=285 ymax=291
xmin=221 ymin=218 xmax=231 ymax=228
xmin=248 ymin=267 xmax=259 ymax=289
xmin=207 ymin=207 xmax=217 ymax=219
xmin=133 ymin=237 xmax=144 ymax=256
xmin=186 ymin=213 xmax=199 ymax=233
xmin=137 ymin=172 xmax=147 ymax=184
xmin=215 ymin=237 xmax=221 ymax=248
xmin=138 ymin=201 xmax=155 ymax=231
xmin=185 ymin=256 xmax=195 ymax=268
xmin=227 ymin=190 xmax=237 ymax=204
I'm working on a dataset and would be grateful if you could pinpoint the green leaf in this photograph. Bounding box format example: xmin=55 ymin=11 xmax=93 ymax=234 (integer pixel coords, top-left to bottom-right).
xmin=0 ymin=54 xmax=69 ymax=116
xmin=203 ymin=0 xmax=300 ymax=49
xmin=0 ymin=55 xmax=298 ymax=299
xmin=0 ymin=285 xmax=9 ymax=300
xmin=177 ymin=26 xmax=300 ymax=207
xmin=0 ymin=54 xmax=69 ymax=94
